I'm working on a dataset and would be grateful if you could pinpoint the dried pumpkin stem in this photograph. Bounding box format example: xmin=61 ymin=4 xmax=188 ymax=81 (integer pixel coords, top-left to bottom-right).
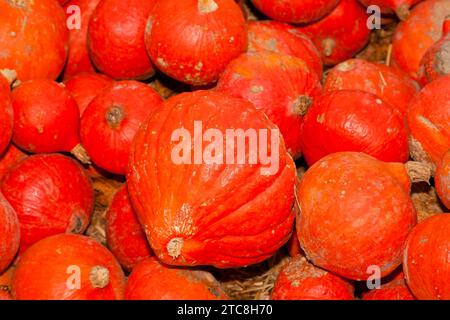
xmin=322 ymin=38 xmax=336 ymax=57
xmin=292 ymin=95 xmax=313 ymax=116
xmin=71 ymin=143 xmax=91 ymax=165
xmin=89 ymin=266 xmax=110 ymax=289
xmin=405 ymin=161 xmax=432 ymax=184
xmin=106 ymin=106 xmax=125 ymax=128
xmin=167 ymin=237 xmax=184 ymax=259
xmin=396 ymin=4 xmax=411 ymax=21
xmin=198 ymin=0 xmax=218 ymax=13
xmin=0 ymin=69 xmax=17 ymax=86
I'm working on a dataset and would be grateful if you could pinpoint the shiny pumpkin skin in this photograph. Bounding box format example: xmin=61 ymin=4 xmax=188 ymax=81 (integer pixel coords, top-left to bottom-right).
xmin=127 ymin=91 xmax=296 ymax=268
xmin=323 ymin=59 xmax=419 ymax=117
xmin=271 ymin=256 xmax=354 ymax=300
xmin=88 ymin=0 xmax=157 ymax=80
xmin=0 ymin=0 xmax=68 ymax=81
xmin=358 ymin=0 xmax=423 ymax=19
xmin=297 ymin=152 xmax=417 ymax=280
xmin=0 ymin=144 xmax=28 ymax=183
xmin=436 ymin=150 xmax=450 ymax=209
xmin=0 ymin=192 xmax=20 ymax=274
xmin=106 ymin=185 xmax=152 ymax=272
xmin=298 ymin=0 xmax=371 ymax=66
xmin=11 ymin=234 xmax=126 ymax=300
xmin=391 ymin=0 xmax=450 ymax=79
xmin=1 ymin=154 xmax=94 ymax=252
xmin=404 ymin=214 xmax=450 ymax=300
xmin=125 ymin=258 xmax=228 ymax=300
xmin=216 ymin=51 xmax=322 ymax=159
xmin=62 ymin=0 xmax=102 ymax=80
xmin=407 ymin=75 xmax=450 ymax=169
xmin=145 ymin=0 xmax=247 ymax=86
xmin=250 ymin=0 xmax=339 ymax=24
xmin=11 ymin=80 xmax=81 ymax=154
xmin=301 ymin=90 xmax=409 ymax=166
xmin=418 ymin=18 xmax=450 ymax=86
xmin=247 ymin=21 xmax=322 ymax=78
xmin=80 ymin=81 xmax=163 ymax=175
xmin=0 ymin=75 xmax=13 ymax=156
xmin=64 ymin=73 xmax=114 ymax=116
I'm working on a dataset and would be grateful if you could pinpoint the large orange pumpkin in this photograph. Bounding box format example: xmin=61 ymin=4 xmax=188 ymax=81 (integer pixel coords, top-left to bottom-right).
xmin=0 ymin=0 xmax=69 ymax=81
xmin=127 ymin=91 xmax=296 ymax=268
xmin=0 ymin=192 xmax=19 ymax=274
xmin=0 ymin=73 xmax=13 ymax=156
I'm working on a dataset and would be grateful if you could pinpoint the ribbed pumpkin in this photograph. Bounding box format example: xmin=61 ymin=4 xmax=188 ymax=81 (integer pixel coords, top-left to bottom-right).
xmin=297 ymin=152 xmax=418 ymax=280
xmin=407 ymin=75 xmax=450 ymax=170
xmin=80 ymin=81 xmax=163 ymax=175
xmin=145 ymin=0 xmax=247 ymax=86
xmin=125 ymin=258 xmax=228 ymax=300
xmin=298 ymin=0 xmax=371 ymax=66
xmin=418 ymin=17 xmax=450 ymax=86
xmin=127 ymin=91 xmax=296 ymax=268
xmin=216 ymin=51 xmax=322 ymax=159
xmin=64 ymin=73 xmax=114 ymax=116
xmin=250 ymin=0 xmax=339 ymax=24
xmin=246 ymin=20 xmax=322 ymax=78
xmin=301 ymin=90 xmax=409 ymax=166
xmin=1 ymin=154 xmax=94 ymax=252
xmin=436 ymin=150 xmax=450 ymax=209
xmin=0 ymin=192 xmax=19 ymax=274
xmin=391 ymin=0 xmax=450 ymax=79
xmin=0 ymin=73 xmax=13 ymax=156
xmin=323 ymin=59 xmax=419 ymax=117
xmin=0 ymin=0 xmax=68 ymax=81
xmin=271 ymin=256 xmax=354 ymax=300
xmin=404 ymin=214 xmax=450 ymax=300
xmin=11 ymin=234 xmax=126 ymax=300
xmin=62 ymin=0 xmax=102 ymax=80
xmin=106 ymin=185 xmax=152 ymax=272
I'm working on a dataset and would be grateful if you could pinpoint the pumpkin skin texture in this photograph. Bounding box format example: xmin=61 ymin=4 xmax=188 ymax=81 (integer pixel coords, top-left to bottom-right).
xmin=64 ymin=73 xmax=114 ymax=116
xmin=0 ymin=74 xmax=13 ymax=156
xmin=145 ymin=0 xmax=247 ymax=86
xmin=297 ymin=152 xmax=417 ymax=280
xmin=80 ymin=81 xmax=163 ymax=175
xmin=407 ymin=75 xmax=450 ymax=170
xmin=1 ymin=154 xmax=94 ymax=252
xmin=88 ymin=0 xmax=157 ymax=80
xmin=106 ymin=185 xmax=152 ymax=272
xmin=62 ymin=0 xmax=102 ymax=80
xmin=247 ymin=21 xmax=322 ymax=78
xmin=0 ymin=192 xmax=20 ymax=274
xmin=404 ymin=214 xmax=450 ymax=300
xmin=216 ymin=51 xmax=322 ymax=159
xmin=418 ymin=18 xmax=450 ymax=86
xmin=436 ymin=150 xmax=450 ymax=209
xmin=125 ymin=258 xmax=228 ymax=300
xmin=358 ymin=0 xmax=423 ymax=20
xmin=11 ymin=234 xmax=126 ymax=300
xmin=128 ymin=91 xmax=296 ymax=268
xmin=11 ymin=80 xmax=88 ymax=162
xmin=391 ymin=0 xmax=450 ymax=79
xmin=362 ymin=271 xmax=415 ymax=300
xmin=298 ymin=0 xmax=371 ymax=66
xmin=271 ymin=256 xmax=354 ymax=300
xmin=250 ymin=0 xmax=339 ymax=24
xmin=301 ymin=90 xmax=409 ymax=166
xmin=0 ymin=0 xmax=68 ymax=81
xmin=0 ymin=144 xmax=28 ymax=183
xmin=323 ymin=59 xmax=419 ymax=117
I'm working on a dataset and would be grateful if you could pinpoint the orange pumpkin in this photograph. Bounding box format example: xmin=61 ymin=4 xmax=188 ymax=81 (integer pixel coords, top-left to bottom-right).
xmin=0 ymin=193 xmax=19 ymax=274
xmin=0 ymin=0 xmax=68 ymax=81
xmin=127 ymin=91 xmax=296 ymax=268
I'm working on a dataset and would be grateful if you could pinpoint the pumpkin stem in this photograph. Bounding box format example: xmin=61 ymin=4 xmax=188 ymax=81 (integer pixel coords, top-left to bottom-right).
xmin=0 ymin=69 xmax=17 ymax=86
xmin=106 ymin=106 xmax=125 ymax=129
xmin=292 ymin=95 xmax=313 ymax=116
xmin=71 ymin=143 xmax=91 ymax=165
xmin=322 ymin=38 xmax=336 ymax=57
xmin=395 ymin=4 xmax=411 ymax=21
xmin=405 ymin=161 xmax=432 ymax=184
xmin=7 ymin=0 xmax=27 ymax=8
xmin=89 ymin=266 xmax=110 ymax=289
xmin=198 ymin=0 xmax=218 ymax=13
xmin=167 ymin=237 xmax=184 ymax=259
